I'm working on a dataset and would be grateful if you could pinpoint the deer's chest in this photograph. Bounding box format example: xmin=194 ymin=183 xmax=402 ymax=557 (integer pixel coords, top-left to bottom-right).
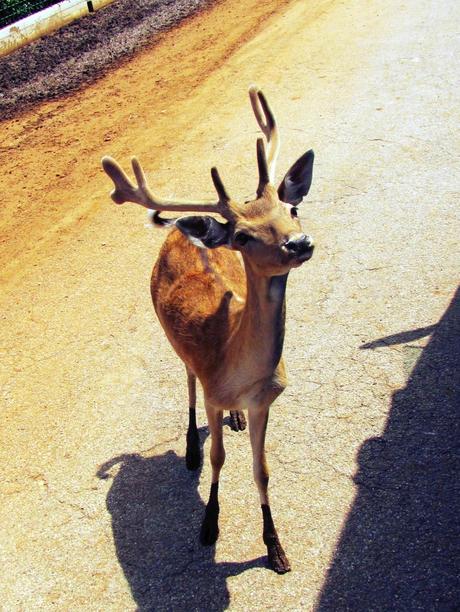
xmin=203 ymin=359 xmax=287 ymax=411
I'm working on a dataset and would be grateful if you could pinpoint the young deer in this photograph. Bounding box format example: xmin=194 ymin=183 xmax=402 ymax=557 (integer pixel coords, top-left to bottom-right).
xmin=102 ymin=87 xmax=315 ymax=574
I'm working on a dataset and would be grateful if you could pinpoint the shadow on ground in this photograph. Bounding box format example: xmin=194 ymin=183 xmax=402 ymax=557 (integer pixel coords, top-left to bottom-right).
xmin=97 ymin=426 xmax=264 ymax=611
xmin=317 ymin=287 xmax=460 ymax=611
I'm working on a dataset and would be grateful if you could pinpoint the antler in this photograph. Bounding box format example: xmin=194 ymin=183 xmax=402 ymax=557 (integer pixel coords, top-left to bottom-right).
xmin=249 ymin=86 xmax=280 ymax=186
xmin=101 ymin=156 xmax=231 ymax=218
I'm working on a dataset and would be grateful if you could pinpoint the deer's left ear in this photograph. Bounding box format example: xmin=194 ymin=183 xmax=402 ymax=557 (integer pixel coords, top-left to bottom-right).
xmin=278 ymin=149 xmax=314 ymax=205
xmin=175 ymin=216 xmax=231 ymax=249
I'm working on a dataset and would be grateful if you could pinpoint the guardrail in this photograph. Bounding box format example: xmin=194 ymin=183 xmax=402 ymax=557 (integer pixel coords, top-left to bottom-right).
xmin=1 ymin=1 xmax=59 ymax=28
xmin=0 ymin=0 xmax=115 ymax=57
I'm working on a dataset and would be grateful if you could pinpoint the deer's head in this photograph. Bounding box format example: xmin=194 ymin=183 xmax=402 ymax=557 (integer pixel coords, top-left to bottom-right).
xmin=102 ymin=87 xmax=315 ymax=277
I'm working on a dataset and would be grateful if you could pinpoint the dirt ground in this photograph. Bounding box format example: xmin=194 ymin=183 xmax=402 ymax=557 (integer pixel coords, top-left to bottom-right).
xmin=1 ymin=0 xmax=459 ymax=610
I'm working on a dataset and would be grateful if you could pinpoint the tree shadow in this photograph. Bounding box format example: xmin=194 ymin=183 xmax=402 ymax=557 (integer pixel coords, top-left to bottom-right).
xmin=97 ymin=427 xmax=264 ymax=611
xmin=359 ymin=324 xmax=437 ymax=349
xmin=316 ymin=287 xmax=460 ymax=611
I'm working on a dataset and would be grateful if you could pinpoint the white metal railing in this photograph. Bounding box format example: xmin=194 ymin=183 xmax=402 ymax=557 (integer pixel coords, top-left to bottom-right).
xmin=0 ymin=0 xmax=115 ymax=57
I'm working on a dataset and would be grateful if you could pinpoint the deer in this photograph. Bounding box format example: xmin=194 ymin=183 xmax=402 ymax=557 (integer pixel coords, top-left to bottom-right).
xmin=101 ymin=87 xmax=315 ymax=574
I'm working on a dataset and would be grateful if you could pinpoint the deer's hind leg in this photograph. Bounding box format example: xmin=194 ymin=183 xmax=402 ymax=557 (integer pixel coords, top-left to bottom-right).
xmin=200 ymin=403 xmax=225 ymax=545
xmin=229 ymin=410 xmax=247 ymax=431
xmin=185 ymin=367 xmax=201 ymax=470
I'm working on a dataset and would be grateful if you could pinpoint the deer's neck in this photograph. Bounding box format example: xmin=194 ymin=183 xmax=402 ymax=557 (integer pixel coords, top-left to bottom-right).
xmin=232 ymin=265 xmax=288 ymax=373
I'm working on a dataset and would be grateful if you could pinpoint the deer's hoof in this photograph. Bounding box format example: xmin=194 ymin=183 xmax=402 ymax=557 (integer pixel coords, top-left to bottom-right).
xmin=267 ymin=540 xmax=291 ymax=574
xmin=229 ymin=410 xmax=247 ymax=431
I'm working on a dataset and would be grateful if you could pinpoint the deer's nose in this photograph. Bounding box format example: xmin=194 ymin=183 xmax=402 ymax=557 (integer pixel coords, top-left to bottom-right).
xmin=284 ymin=234 xmax=314 ymax=255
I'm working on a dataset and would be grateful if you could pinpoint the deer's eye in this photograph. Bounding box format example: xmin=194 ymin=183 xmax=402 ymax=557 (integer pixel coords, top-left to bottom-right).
xmin=234 ymin=232 xmax=253 ymax=246
xmin=290 ymin=207 xmax=298 ymax=217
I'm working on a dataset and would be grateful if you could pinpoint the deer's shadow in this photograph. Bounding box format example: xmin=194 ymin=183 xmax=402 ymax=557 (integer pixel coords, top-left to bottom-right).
xmin=97 ymin=427 xmax=264 ymax=611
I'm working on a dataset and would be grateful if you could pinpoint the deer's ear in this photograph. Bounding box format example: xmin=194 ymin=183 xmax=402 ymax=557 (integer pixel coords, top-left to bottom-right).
xmin=278 ymin=149 xmax=314 ymax=205
xmin=175 ymin=216 xmax=231 ymax=249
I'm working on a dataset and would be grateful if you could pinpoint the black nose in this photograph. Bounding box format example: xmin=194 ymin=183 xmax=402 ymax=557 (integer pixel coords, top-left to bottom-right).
xmin=284 ymin=234 xmax=314 ymax=255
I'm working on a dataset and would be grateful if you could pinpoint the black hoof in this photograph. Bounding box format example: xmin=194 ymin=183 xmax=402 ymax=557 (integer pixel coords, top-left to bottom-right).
xmin=267 ymin=539 xmax=291 ymax=574
xmin=229 ymin=410 xmax=247 ymax=431
xmin=186 ymin=429 xmax=201 ymax=470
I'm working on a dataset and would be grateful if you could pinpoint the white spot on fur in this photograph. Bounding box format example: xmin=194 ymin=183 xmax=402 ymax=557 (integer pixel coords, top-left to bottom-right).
xmin=187 ymin=235 xmax=207 ymax=249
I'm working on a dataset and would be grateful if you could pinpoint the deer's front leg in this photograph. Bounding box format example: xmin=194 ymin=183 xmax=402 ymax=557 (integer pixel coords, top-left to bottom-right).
xmin=248 ymin=405 xmax=291 ymax=574
xmin=185 ymin=367 xmax=200 ymax=470
xmin=200 ymin=404 xmax=225 ymax=545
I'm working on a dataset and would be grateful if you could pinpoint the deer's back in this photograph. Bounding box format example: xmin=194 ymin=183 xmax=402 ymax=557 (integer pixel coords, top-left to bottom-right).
xmin=151 ymin=229 xmax=246 ymax=379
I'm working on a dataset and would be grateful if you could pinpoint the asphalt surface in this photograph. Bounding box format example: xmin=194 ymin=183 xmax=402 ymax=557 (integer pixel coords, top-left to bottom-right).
xmin=1 ymin=0 xmax=459 ymax=610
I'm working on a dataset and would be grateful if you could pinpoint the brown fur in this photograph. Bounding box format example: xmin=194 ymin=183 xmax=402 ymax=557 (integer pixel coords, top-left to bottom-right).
xmin=103 ymin=88 xmax=316 ymax=574
xmin=151 ymin=229 xmax=246 ymax=386
xmin=151 ymin=206 xmax=293 ymax=411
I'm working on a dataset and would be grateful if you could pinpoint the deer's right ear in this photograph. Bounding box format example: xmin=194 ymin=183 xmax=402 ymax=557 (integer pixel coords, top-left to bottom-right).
xmin=278 ymin=149 xmax=314 ymax=205
xmin=175 ymin=216 xmax=231 ymax=249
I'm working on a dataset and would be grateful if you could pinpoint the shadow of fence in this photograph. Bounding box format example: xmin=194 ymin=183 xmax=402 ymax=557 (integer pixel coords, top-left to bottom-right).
xmin=316 ymin=287 xmax=460 ymax=611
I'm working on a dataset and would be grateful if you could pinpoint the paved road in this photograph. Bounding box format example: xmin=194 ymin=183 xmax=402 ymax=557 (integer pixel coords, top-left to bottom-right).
xmin=1 ymin=0 xmax=459 ymax=609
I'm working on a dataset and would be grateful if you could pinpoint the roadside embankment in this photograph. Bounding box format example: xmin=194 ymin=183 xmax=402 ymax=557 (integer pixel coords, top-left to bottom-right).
xmin=0 ymin=0 xmax=216 ymax=119
xmin=0 ymin=0 xmax=116 ymax=58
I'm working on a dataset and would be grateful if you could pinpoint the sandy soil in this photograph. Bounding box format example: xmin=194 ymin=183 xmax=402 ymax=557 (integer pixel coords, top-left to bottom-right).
xmin=1 ymin=0 xmax=459 ymax=609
